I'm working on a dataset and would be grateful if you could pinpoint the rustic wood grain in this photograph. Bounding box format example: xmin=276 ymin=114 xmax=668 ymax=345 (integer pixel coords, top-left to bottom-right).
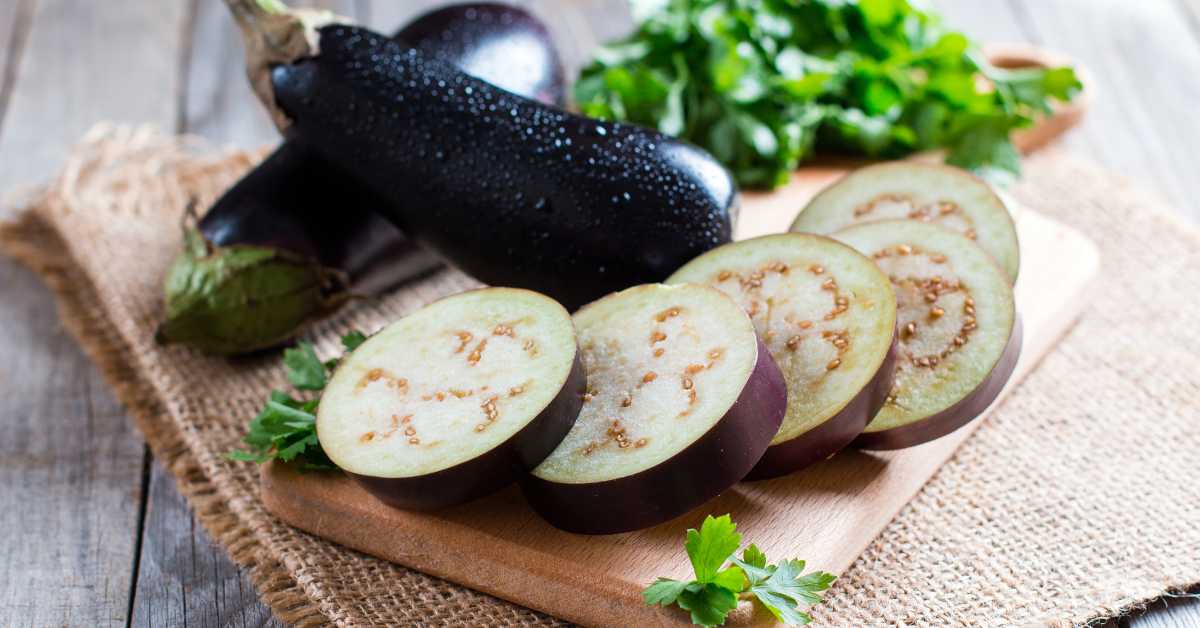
xmin=1120 ymin=594 xmax=1200 ymax=628
xmin=0 ymin=0 xmax=188 ymax=198
xmin=0 ymin=0 xmax=33 ymax=132
xmin=0 ymin=1 xmax=186 ymax=626
xmin=1006 ymin=0 xmax=1200 ymax=222
xmin=0 ymin=258 xmax=148 ymax=628
xmin=129 ymin=462 xmax=286 ymax=628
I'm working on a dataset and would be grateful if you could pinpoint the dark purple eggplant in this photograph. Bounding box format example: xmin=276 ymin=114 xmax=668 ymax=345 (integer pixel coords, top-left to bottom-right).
xmin=222 ymin=1 xmax=739 ymax=312
xmin=158 ymin=3 xmax=566 ymax=355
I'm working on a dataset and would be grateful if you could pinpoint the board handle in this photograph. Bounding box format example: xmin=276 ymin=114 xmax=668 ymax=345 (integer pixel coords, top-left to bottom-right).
xmin=983 ymin=43 xmax=1092 ymax=154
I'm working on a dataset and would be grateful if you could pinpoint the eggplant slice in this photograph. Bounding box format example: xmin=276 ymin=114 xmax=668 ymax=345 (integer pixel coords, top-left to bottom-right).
xmin=790 ymin=162 xmax=1020 ymax=282
xmin=833 ymin=220 xmax=1020 ymax=450
xmin=317 ymin=288 xmax=584 ymax=510
xmin=524 ymin=284 xmax=786 ymax=534
xmin=668 ymin=233 xmax=898 ymax=479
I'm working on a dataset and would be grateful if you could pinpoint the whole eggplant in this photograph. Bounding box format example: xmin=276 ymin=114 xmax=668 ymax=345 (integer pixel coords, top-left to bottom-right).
xmin=158 ymin=3 xmax=566 ymax=355
xmin=223 ymin=1 xmax=739 ymax=312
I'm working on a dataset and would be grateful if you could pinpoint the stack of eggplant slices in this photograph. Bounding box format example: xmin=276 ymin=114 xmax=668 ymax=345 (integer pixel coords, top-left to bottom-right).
xmin=210 ymin=2 xmax=1022 ymax=535
xmin=320 ymin=162 xmax=1022 ymax=535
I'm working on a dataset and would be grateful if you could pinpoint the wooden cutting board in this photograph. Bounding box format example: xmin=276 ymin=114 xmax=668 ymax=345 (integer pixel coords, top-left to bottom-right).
xmin=261 ymin=46 xmax=1098 ymax=628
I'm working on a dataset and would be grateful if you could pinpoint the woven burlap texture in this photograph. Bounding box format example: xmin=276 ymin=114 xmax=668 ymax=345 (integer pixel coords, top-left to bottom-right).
xmin=1 ymin=125 xmax=1196 ymax=627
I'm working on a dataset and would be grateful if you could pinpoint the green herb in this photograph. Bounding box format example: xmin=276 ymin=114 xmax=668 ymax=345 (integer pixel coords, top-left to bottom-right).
xmin=227 ymin=391 xmax=333 ymax=471
xmin=341 ymin=330 xmax=368 ymax=351
xmin=283 ymin=342 xmax=327 ymax=390
xmin=644 ymin=514 xmax=834 ymax=626
xmin=576 ymin=0 xmax=1081 ymax=188
xmin=228 ymin=330 xmax=367 ymax=470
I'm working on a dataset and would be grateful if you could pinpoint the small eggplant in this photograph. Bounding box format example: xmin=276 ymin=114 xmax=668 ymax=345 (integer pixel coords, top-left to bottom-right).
xmin=223 ymin=0 xmax=739 ymax=312
xmin=158 ymin=3 xmax=566 ymax=355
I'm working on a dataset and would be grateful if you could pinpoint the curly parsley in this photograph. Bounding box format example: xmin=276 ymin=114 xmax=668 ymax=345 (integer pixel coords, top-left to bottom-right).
xmin=576 ymin=0 xmax=1081 ymax=188
xmin=227 ymin=331 xmax=367 ymax=470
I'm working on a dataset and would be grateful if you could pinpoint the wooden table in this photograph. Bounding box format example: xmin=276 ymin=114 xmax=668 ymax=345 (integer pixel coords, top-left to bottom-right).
xmin=0 ymin=1 xmax=1195 ymax=626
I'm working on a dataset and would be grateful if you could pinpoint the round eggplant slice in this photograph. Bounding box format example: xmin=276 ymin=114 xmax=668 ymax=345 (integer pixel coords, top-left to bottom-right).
xmin=832 ymin=220 xmax=1020 ymax=450
xmin=524 ymin=284 xmax=786 ymax=534
xmin=317 ymin=288 xmax=584 ymax=510
xmin=790 ymin=162 xmax=1021 ymax=282
xmin=668 ymin=234 xmax=898 ymax=479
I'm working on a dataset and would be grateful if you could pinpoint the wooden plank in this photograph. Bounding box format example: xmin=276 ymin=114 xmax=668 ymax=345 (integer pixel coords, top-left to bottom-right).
xmin=261 ymin=194 xmax=1099 ymax=627
xmin=129 ymin=462 xmax=285 ymax=628
xmin=0 ymin=0 xmax=33 ymax=129
xmin=0 ymin=0 xmax=188 ymax=197
xmin=182 ymin=0 xmax=358 ymax=149
xmin=1125 ymin=595 xmax=1200 ymax=628
xmin=1010 ymin=0 xmax=1200 ymax=222
xmin=0 ymin=1 xmax=187 ymax=626
xmin=0 ymin=258 xmax=147 ymax=627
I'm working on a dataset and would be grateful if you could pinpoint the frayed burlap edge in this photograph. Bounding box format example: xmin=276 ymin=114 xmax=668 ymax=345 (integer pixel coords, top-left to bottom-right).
xmin=0 ymin=211 xmax=332 ymax=627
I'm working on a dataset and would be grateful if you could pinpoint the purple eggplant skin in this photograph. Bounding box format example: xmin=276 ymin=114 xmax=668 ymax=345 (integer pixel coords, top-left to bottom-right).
xmin=160 ymin=4 xmax=566 ymax=355
xmin=268 ymin=25 xmax=739 ymax=312
xmin=198 ymin=145 xmax=431 ymax=295
xmin=202 ymin=1 xmax=567 ymax=288
xmin=853 ymin=316 xmax=1024 ymax=451
xmin=745 ymin=326 xmax=899 ymax=480
xmin=351 ymin=350 xmax=587 ymax=511
xmin=397 ymin=3 xmax=565 ymax=107
xmin=520 ymin=339 xmax=785 ymax=535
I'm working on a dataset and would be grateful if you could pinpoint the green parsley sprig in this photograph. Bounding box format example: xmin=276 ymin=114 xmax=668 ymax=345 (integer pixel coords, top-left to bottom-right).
xmin=644 ymin=514 xmax=835 ymax=626
xmin=227 ymin=331 xmax=366 ymax=471
xmin=576 ymin=0 xmax=1081 ymax=188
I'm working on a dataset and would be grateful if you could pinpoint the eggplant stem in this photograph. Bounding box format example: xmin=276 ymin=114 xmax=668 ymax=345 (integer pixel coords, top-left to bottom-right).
xmin=221 ymin=0 xmax=346 ymax=131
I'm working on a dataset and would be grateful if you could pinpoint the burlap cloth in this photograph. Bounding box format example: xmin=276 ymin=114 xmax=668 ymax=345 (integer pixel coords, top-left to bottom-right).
xmin=1 ymin=124 xmax=1197 ymax=626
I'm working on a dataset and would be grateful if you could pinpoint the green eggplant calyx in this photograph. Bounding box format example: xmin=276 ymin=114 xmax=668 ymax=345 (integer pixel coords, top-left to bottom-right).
xmin=157 ymin=229 xmax=350 ymax=355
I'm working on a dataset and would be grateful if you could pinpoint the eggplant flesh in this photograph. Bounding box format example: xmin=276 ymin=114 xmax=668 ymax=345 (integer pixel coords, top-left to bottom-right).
xmin=159 ymin=4 xmax=566 ymax=355
xmin=269 ymin=24 xmax=738 ymax=311
xmin=524 ymin=284 xmax=785 ymax=534
xmin=317 ymin=288 xmax=583 ymax=509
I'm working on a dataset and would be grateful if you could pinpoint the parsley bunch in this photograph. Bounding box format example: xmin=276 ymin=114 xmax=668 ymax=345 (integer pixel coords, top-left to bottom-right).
xmin=645 ymin=514 xmax=835 ymax=626
xmin=227 ymin=331 xmax=367 ymax=470
xmin=576 ymin=0 xmax=1081 ymax=188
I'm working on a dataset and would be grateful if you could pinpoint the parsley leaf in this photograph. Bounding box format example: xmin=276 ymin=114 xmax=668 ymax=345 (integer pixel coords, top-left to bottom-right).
xmin=644 ymin=515 xmax=835 ymax=627
xmin=228 ymin=330 xmax=366 ymax=471
xmin=341 ymin=330 xmax=368 ymax=351
xmin=644 ymin=578 xmax=693 ymax=606
xmin=576 ymin=0 xmax=1081 ymax=188
xmin=227 ymin=397 xmax=334 ymax=471
xmin=677 ymin=583 xmax=739 ymax=626
xmin=686 ymin=514 xmax=743 ymax=581
xmin=283 ymin=342 xmax=326 ymax=390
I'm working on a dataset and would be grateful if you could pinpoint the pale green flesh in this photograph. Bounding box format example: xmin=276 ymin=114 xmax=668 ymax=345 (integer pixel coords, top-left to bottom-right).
xmin=317 ymin=288 xmax=577 ymax=478
xmin=832 ymin=220 xmax=1016 ymax=432
xmin=791 ymin=162 xmax=1020 ymax=282
xmin=668 ymin=233 xmax=896 ymax=444
xmin=533 ymin=284 xmax=758 ymax=484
